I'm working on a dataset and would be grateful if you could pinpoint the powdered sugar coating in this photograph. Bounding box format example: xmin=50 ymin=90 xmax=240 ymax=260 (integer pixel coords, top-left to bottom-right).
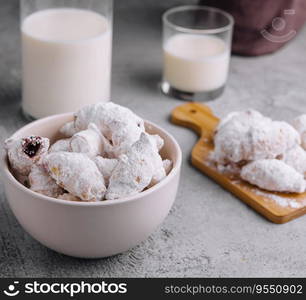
xmin=29 ymin=162 xmax=63 ymax=197
xmin=5 ymin=136 xmax=50 ymax=176
xmin=217 ymin=109 xmax=263 ymax=131
xmin=5 ymin=103 xmax=172 ymax=201
xmin=213 ymin=110 xmax=306 ymax=193
xmin=241 ymin=159 xmax=305 ymax=193
xmin=93 ymin=156 xmax=118 ymax=186
xmin=214 ymin=110 xmax=300 ymax=164
xmin=44 ymin=152 xmax=106 ymax=202
xmin=49 ymin=138 xmax=71 ymax=153
xmin=147 ymin=134 xmax=164 ymax=151
xmin=292 ymin=114 xmax=306 ymax=150
xmin=163 ymin=159 xmax=173 ymax=175
xmin=255 ymin=190 xmax=303 ymax=208
xmin=70 ymin=123 xmax=104 ymax=157
xmin=106 ymin=133 xmax=163 ymax=200
xmin=59 ymin=102 xmax=145 ymax=157
xmin=59 ymin=121 xmax=78 ymax=137
xmin=279 ymin=146 xmax=306 ymax=176
xmin=144 ymin=134 xmax=166 ymax=186
xmin=150 ymin=155 xmax=166 ymax=186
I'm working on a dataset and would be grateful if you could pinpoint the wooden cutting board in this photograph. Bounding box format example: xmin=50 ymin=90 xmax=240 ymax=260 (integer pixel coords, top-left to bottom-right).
xmin=171 ymin=102 xmax=306 ymax=224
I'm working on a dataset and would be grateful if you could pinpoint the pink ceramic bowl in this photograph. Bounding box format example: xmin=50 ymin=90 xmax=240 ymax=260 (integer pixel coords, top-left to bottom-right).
xmin=1 ymin=113 xmax=182 ymax=258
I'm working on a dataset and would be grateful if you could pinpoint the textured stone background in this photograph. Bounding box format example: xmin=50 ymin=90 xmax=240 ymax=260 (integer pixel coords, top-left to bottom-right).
xmin=1 ymin=0 xmax=306 ymax=277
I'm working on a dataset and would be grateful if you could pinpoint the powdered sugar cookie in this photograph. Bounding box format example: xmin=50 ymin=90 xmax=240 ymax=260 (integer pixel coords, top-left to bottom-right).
xmin=70 ymin=123 xmax=104 ymax=157
xmin=5 ymin=135 xmax=50 ymax=176
xmin=5 ymin=102 xmax=173 ymax=202
xmin=59 ymin=120 xmax=78 ymax=137
xmin=147 ymin=134 xmax=164 ymax=151
xmin=292 ymin=114 xmax=306 ymax=150
xmin=150 ymin=156 xmax=166 ymax=187
xmin=279 ymin=146 xmax=306 ymax=176
xmin=144 ymin=134 xmax=166 ymax=186
xmin=214 ymin=110 xmax=300 ymax=164
xmin=49 ymin=138 xmax=71 ymax=153
xmin=59 ymin=102 xmax=145 ymax=156
xmin=93 ymin=156 xmax=118 ymax=185
xmin=217 ymin=109 xmax=264 ymax=131
xmin=106 ymin=133 xmax=164 ymax=200
xmin=241 ymin=159 xmax=305 ymax=193
xmin=44 ymin=152 xmax=106 ymax=201
xmin=29 ymin=162 xmax=63 ymax=197
xmin=163 ymin=159 xmax=173 ymax=175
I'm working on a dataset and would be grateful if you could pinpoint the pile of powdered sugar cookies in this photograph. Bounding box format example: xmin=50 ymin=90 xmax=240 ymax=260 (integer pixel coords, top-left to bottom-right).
xmin=5 ymin=102 xmax=172 ymax=202
xmin=211 ymin=110 xmax=306 ymax=193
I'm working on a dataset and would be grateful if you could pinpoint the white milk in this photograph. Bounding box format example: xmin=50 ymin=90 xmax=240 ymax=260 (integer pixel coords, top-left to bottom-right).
xmin=22 ymin=8 xmax=112 ymax=118
xmin=163 ymin=34 xmax=229 ymax=93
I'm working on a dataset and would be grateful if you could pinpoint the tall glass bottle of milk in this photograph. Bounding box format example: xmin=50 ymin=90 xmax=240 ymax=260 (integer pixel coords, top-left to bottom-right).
xmin=20 ymin=0 xmax=113 ymax=119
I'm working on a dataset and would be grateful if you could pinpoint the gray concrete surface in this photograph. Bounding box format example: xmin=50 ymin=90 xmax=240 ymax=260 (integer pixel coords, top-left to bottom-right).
xmin=1 ymin=0 xmax=306 ymax=277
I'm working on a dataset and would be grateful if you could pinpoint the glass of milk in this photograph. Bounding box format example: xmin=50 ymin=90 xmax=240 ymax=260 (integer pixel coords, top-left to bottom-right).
xmin=161 ymin=6 xmax=234 ymax=101
xmin=20 ymin=0 xmax=113 ymax=119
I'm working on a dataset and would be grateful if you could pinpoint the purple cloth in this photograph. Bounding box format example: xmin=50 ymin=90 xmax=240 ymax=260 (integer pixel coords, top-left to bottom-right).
xmin=201 ymin=0 xmax=306 ymax=56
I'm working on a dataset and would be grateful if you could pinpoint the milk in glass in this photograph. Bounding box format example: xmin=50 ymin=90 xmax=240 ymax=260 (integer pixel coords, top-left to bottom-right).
xmin=163 ymin=34 xmax=229 ymax=93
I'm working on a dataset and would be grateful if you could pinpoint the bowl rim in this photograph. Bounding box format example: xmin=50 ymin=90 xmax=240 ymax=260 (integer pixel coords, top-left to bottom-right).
xmin=1 ymin=112 xmax=182 ymax=207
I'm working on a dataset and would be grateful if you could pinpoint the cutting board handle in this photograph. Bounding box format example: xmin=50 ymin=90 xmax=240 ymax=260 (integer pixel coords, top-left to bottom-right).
xmin=171 ymin=102 xmax=219 ymax=138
